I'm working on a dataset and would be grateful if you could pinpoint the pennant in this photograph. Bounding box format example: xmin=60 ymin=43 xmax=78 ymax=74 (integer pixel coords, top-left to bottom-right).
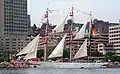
xmin=49 ymin=10 xmax=52 ymax=13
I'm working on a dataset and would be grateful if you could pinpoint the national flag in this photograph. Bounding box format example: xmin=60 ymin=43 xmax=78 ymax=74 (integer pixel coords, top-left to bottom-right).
xmin=89 ymin=19 xmax=97 ymax=38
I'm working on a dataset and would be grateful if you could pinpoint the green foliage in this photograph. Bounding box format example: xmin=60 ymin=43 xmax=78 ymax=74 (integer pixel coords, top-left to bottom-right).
xmin=105 ymin=52 xmax=115 ymax=56
xmin=106 ymin=56 xmax=120 ymax=62
xmin=0 ymin=58 xmax=10 ymax=62
xmin=91 ymin=52 xmax=104 ymax=57
xmin=63 ymin=47 xmax=69 ymax=58
xmin=4 ymin=58 xmax=10 ymax=62
xmin=0 ymin=58 xmax=4 ymax=62
xmin=105 ymin=52 xmax=120 ymax=62
xmin=114 ymin=56 xmax=120 ymax=61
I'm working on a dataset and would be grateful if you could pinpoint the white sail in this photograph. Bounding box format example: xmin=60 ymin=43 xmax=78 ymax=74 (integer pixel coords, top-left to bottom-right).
xmin=16 ymin=34 xmax=39 ymax=56
xmin=48 ymin=34 xmax=67 ymax=59
xmin=24 ymin=45 xmax=38 ymax=59
xmin=24 ymin=35 xmax=39 ymax=59
xmin=73 ymin=39 xmax=87 ymax=59
xmin=52 ymin=14 xmax=68 ymax=33
xmin=74 ymin=23 xmax=87 ymax=40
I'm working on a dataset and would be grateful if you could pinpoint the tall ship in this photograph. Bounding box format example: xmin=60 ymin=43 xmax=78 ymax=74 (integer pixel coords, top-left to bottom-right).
xmin=16 ymin=7 xmax=107 ymax=68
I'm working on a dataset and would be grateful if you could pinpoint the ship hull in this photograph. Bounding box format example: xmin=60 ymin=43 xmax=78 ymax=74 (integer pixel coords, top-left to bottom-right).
xmin=30 ymin=62 xmax=107 ymax=69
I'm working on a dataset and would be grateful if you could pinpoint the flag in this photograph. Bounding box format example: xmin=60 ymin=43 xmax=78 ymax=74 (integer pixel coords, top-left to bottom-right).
xmin=70 ymin=12 xmax=73 ymax=16
xmin=89 ymin=19 xmax=97 ymax=38
xmin=76 ymin=10 xmax=79 ymax=13
xmin=49 ymin=10 xmax=52 ymax=13
xmin=70 ymin=7 xmax=74 ymax=16
xmin=40 ymin=39 xmax=48 ymax=44
xmin=44 ymin=11 xmax=48 ymax=18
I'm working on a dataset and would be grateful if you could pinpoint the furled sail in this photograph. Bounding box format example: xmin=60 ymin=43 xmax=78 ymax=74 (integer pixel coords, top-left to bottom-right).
xmin=52 ymin=14 xmax=68 ymax=33
xmin=74 ymin=23 xmax=87 ymax=40
xmin=16 ymin=34 xmax=39 ymax=56
xmin=48 ymin=34 xmax=67 ymax=59
xmin=73 ymin=39 xmax=87 ymax=59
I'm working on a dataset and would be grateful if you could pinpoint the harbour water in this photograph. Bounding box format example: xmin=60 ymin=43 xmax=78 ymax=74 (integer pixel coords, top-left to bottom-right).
xmin=0 ymin=68 xmax=120 ymax=74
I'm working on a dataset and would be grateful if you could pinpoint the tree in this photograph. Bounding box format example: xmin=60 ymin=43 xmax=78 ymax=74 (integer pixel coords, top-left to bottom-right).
xmin=105 ymin=52 xmax=115 ymax=56
xmin=63 ymin=47 xmax=69 ymax=58
xmin=90 ymin=52 xmax=104 ymax=57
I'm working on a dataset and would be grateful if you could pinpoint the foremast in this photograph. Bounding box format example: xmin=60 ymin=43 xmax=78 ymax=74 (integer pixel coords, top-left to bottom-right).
xmin=69 ymin=6 xmax=74 ymax=62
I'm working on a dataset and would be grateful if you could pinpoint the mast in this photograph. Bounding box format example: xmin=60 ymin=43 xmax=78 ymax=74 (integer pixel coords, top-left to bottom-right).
xmin=88 ymin=11 xmax=92 ymax=63
xmin=44 ymin=5 xmax=49 ymax=62
xmin=69 ymin=6 xmax=74 ymax=62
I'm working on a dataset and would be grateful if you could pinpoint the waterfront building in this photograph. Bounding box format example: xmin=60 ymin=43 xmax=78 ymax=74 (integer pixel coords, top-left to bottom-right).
xmin=98 ymin=43 xmax=114 ymax=54
xmin=0 ymin=36 xmax=33 ymax=58
xmin=93 ymin=19 xmax=109 ymax=34
xmin=0 ymin=0 xmax=29 ymax=38
xmin=109 ymin=22 xmax=120 ymax=56
xmin=0 ymin=0 xmax=32 ymax=58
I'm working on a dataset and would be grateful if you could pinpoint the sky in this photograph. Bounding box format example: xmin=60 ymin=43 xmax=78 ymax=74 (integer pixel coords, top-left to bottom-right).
xmin=28 ymin=0 xmax=120 ymax=27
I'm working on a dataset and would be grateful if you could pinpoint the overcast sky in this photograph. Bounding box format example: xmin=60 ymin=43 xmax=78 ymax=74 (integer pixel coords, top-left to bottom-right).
xmin=28 ymin=0 xmax=120 ymax=27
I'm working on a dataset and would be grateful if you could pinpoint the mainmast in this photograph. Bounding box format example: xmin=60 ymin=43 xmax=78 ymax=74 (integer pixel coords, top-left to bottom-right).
xmin=44 ymin=6 xmax=49 ymax=62
xmin=69 ymin=6 xmax=74 ymax=62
